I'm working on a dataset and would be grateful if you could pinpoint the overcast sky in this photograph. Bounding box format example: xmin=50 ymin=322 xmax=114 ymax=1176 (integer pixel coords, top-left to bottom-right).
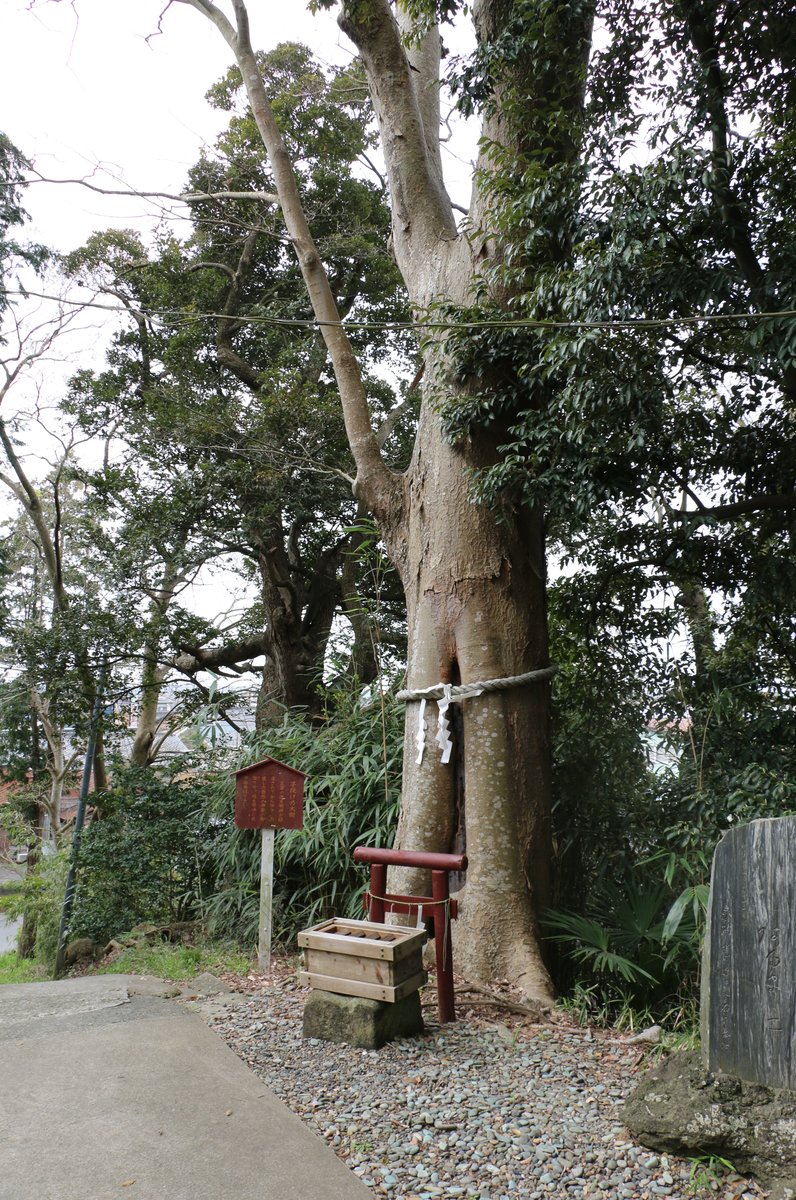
xmin=3 ymin=1 xmax=351 ymax=249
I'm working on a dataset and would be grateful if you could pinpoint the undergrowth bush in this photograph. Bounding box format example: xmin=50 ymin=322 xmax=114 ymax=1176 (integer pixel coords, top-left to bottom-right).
xmin=202 ymin=682 xmax=403 ymax=946
xmin=70 ymin=764 xmax=214 ymax=945
xmin=544 ymin=868 xmax=701 ymax=1025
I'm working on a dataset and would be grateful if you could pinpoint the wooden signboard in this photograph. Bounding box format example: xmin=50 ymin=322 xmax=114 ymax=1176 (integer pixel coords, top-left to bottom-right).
xmin=234 ymin=757 xmax=305 ymax=830
xmin=232 ymin=758 xmax=306 ymax=975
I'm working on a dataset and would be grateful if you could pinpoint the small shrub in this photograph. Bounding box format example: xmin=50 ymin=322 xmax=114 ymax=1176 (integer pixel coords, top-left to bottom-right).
xmin=70 ymin=764 xmax=214 ymax=945
xmin=545 ymin=868 xmax=700 ymax=1024
xmin=1 ymin=848 xmax=69 ymax=971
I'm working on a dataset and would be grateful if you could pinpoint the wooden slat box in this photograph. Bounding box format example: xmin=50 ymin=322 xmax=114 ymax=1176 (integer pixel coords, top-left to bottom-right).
xmin=298 ymin=918 xmax=427 ymax=1003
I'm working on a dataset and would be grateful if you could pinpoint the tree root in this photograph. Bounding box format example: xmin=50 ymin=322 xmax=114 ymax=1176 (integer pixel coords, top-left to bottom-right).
xmin=454 ymin=981 xmax=550 ymax=1020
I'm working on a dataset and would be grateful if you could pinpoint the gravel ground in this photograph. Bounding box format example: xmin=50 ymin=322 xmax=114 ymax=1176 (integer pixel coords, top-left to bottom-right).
xmin=206 ymin=972 xmax=766 ymax=1200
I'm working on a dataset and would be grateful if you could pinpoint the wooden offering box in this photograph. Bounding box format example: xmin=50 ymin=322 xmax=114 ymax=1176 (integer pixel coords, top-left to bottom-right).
xmin=298 ymin=918 xmax=427 ymax=1003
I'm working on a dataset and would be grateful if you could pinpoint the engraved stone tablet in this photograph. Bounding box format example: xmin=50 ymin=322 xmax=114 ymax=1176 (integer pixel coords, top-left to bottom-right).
xmin=701 ymin=816 xmax=796 ymax=1091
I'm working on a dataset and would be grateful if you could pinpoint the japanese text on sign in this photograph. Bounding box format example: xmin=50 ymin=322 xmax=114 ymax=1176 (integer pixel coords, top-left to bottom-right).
xmin=234 ymin=760 xmax=304 ymax=830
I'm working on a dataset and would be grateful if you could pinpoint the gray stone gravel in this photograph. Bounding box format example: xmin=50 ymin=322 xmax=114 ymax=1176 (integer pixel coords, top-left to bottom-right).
xmin=207 ymin=984 xmax=764 ymax=1200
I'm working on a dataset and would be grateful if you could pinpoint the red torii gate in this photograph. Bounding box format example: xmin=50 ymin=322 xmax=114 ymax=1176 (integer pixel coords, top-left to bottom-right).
xmin=353 ymin=846 xmax=467 ymax=1024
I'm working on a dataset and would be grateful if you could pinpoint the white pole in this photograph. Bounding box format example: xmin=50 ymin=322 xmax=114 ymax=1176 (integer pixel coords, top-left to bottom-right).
xmin=258 ymin=827 xmax=275 ymax=974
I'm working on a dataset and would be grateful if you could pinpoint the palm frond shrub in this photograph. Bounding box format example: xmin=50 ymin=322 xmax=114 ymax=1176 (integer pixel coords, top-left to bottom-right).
xmin=544 ymin=870 xmax=701 ymax=1023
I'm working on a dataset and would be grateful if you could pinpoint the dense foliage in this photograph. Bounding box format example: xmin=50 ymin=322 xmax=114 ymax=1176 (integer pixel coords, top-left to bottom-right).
xmin=201 ymin=682 xmax=403 ymax=944
xmin=69 ymin=765 xmax=213 ymax=944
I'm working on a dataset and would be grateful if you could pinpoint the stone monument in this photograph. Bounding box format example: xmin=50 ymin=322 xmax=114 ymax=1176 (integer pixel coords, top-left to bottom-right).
xmin=624 ymin=817 xmax=796 ymax=1200
xmin=701 ymin=815 xmax=796 ymax=1090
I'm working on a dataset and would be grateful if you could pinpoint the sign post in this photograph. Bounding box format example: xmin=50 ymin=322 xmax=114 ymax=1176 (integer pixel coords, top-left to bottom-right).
xmin=258 ymin=827 xmax=275 ymax=973
xmin=233 ymin=757 xmax=306 ymax=975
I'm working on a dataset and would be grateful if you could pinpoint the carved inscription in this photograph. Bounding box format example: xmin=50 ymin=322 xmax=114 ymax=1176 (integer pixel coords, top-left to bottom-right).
xmin=703 ymin=816 xmax=796 ymax=1091
xmin=765 ymin=922 xmax=782 ymax=1032
xmin=717 ymin=900 xmax=733 ymax=1053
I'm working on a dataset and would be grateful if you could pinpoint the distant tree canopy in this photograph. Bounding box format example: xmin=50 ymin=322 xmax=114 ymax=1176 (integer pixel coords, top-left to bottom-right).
xmin=62 ymin=44 xmax=413 ymax=726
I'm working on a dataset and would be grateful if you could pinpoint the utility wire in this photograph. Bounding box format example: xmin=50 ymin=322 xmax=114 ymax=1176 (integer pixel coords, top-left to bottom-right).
xmin=2 ymin=287 xmax=796 ymax=336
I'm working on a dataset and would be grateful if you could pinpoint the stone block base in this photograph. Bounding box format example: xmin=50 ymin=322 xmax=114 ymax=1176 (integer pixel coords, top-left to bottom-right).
xmin=624 ymin=1050 xmax=796 ymax=1200
xmin=302 ymin=989 xmax=423 ymax=1049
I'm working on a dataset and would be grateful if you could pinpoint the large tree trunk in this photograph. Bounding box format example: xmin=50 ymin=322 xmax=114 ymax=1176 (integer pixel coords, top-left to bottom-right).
xmin=393 ymin=411 xmax=553 ymax=993
xmin=253 ymin=533 xmax=339 ymax=727
xmin=256 ymin=627 xmax=320 ymax=727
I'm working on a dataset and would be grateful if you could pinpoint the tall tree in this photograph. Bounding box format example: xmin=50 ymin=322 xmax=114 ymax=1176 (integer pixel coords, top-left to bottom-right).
xmin=0 ymin=470 xmax=106 ymax=831
xmin=0 ymin=133 xmax=113 ymax=796
xmin=64 ymin=48 xmax=412 ymax=724
xmin=165 ymin=0 xmax=594 ymax=1001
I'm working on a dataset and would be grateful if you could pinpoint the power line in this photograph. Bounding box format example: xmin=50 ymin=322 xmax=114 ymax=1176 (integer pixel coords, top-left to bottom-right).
xmin=2 ymin=287 xmax=796 ymax=336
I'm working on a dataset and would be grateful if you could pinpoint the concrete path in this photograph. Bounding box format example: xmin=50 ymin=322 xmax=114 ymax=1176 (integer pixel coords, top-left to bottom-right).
xmin=0 ymin=974 xmax=371 ymax=1200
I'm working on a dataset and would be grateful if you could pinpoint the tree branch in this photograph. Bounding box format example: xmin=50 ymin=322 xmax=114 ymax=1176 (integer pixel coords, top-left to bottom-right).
xmin=28 ymin=170 xmax=278 ymax=206
xmin=173 ymin=631 xmax=272 ymax=675
xmin=680 ymin=0 xmax=765 ymax=291
xmin=185 ymin=260 xmax=236 ymax=282
xmin=669 ymin=492 xmax=796 ymax=523
xmin=214 ymin=224 xmax=266 ymax=393
xmin=0 ymin=417 xmax=63 ymax=603
xmin=338 ymin=0 xmax=456 ymax=291
xmin=174 ymin=0 xmax=399 ymax=519
xmin=375 ymin=361 xmax=423 ymax=449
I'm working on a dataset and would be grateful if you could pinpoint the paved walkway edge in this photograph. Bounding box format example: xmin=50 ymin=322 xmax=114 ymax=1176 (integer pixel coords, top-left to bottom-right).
xmin=0 ymin=976 xmax=371 ymax=1200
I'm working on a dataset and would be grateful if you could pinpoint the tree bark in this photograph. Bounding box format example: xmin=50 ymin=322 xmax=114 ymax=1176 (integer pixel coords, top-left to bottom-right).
xmin=28 ymin=689 xmax=70 ymax=837
xmin=129 ymin=658 xmax=170 ymax=767
xmin=394 ymin=410 xmax=553 ymax=994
